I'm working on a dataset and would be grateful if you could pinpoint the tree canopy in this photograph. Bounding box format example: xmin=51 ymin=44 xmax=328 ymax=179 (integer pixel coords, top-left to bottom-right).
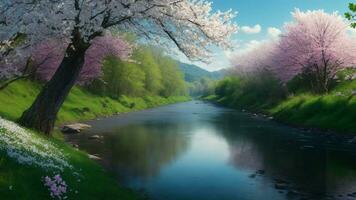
xmin=0 ymin=0 xmax=237 ymax=79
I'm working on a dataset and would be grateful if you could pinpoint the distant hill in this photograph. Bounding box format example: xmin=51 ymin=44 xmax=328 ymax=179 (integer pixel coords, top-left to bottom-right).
xmin=178 ymin=62 xmax=226 ymax=82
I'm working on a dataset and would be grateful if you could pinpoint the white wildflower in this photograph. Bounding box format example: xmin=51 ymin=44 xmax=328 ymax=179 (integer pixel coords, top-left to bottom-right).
xmin=0 ymin=117 xmax=72 ymax=171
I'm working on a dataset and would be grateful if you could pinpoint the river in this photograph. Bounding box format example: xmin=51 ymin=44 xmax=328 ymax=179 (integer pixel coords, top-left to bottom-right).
xmin=66 ymin=101 xmax=356 ymax=200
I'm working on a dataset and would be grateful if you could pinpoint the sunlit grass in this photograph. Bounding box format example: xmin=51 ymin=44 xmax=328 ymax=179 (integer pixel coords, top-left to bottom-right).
xmin=0 ymin=80 xmax=190 ymax=125
xmin=270 ymin=91 xmax=356 ymax=133
xmin=211 ymin=77 xmax=356 ymax=133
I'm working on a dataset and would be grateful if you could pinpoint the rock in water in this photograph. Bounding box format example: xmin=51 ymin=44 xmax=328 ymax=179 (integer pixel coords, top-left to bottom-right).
xmin=61 ymin=123 xmax=92 ymax=134
xmin=88 ymin=154 xmax=101 ymax=160
xmin=88 ymin=135 xmax=103 ymax=140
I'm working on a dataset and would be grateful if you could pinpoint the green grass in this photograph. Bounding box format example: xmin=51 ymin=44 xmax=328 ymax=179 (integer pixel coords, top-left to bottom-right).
xmin=0 ymin=80 xmax=190 ymax=124
xmin=0 ymin=125 xmax=139 ymax=200
xmin=0 ymin=80 xmax=190 ymax=199
xmin=270 ymin=90 xmax=356 ymax=133
xmin=210 ymin=79 xmax=356 ymax=133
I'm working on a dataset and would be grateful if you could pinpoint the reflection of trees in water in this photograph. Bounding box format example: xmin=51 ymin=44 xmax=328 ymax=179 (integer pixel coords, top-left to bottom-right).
xmin=99 ymin=122 xmax=190 ymax=179
xmin=213 ymin=112 xmax=356 ymax=195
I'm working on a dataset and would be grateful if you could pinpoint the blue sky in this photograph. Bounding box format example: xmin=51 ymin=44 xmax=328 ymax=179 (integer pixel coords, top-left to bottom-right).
xmin=181 ymin=0 xmax=352 ymax=71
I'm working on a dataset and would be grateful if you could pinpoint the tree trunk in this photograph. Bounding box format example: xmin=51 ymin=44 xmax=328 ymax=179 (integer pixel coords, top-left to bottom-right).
xmin=18 ymin=48 xmax=86 ymax=135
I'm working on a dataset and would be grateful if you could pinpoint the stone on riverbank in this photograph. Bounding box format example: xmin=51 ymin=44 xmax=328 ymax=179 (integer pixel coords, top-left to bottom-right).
xmin=88 ymin=135 xmax=103 ymax=140
xmin=61 ymin=123 xmax=91 ymax=134
xmin=88 ymin=154 xmax=101 ymax=160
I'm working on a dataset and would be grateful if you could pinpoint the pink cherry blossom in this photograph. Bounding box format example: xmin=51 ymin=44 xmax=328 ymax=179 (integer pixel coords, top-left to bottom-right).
xmin=33 ymin=33 xmax=132 ymax=84
xmin=274 ymin=9 xmax=356 ymax=86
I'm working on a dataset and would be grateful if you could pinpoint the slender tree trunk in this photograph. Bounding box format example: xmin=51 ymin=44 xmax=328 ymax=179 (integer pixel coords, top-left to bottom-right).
xmin=18 ymin=47 xmax=86 ymax=135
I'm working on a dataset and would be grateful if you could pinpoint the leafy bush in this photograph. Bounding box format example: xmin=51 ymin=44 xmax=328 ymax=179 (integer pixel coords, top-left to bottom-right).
xmin=215 ymin=71 xmax=286 ymax=109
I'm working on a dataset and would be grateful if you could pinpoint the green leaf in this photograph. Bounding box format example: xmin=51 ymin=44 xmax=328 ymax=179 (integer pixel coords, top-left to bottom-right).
xmin=345 ymin=12 xmax=351 ymax=20
xmin=350 ymin=3 xmax=356 ymax=12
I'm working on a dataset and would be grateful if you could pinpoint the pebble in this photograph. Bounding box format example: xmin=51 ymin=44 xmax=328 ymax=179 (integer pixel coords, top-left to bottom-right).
xmin=88 ymin=135 xmax=103 ymax=140
xmin=61 ymin=123 xmax=91 ymax=134
xmin=88 ymin=154 xmax=101 ymax=160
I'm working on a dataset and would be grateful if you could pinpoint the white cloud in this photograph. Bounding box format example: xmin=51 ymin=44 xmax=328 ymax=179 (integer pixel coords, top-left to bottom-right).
xmin=240 ymin=24 xmax=262 ymax=34
xmin=245 ymin=40 xmax=262 ymax=50
xmin=267 ymin=27 xmax=282 ymax=38
xmin=227 ymin=39 xmax=268 ymax=62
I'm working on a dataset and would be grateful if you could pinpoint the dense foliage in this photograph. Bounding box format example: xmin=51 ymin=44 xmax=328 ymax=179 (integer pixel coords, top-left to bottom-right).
xmin=89 ymin=46 xmax=187 ymax=98
xmin=188 ymin=77 xmax=217 ymax=97
xmin=215 ymin=71 xmax=286 ymax=109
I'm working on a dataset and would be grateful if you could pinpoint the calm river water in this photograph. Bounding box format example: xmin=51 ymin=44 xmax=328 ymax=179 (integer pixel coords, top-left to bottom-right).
xmin=66 ymin=101 xmax=356 ymax=200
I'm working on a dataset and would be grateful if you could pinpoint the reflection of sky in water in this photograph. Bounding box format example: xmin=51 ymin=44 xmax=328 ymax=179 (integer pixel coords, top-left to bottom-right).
xmin=127 ymin=127 xmax=284 ymax=200
xmin=67 ymin=101 xmax=356 ymax=200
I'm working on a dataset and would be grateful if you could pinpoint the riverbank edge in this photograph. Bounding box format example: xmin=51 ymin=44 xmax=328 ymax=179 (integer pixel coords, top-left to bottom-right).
xmin=55 ymin=95 xmax=191 ymax=136
xmin=0 ymin=80 xmax=191 ymax=199
xmin=58 ymin=95 xmax=191 ymax=126
xmin=203 ymin=95 xmax=356 ymax=136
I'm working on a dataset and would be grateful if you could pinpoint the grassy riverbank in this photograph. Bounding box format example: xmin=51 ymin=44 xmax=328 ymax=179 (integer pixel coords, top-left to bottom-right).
xmin=0 ymin=117 xmax=139 ymax=199
xmin=206 ymin=77 xmax=356 ymax=134
xmin=0 ymin=80 xmax=190 ymax=199
xmin=0 ymin=80 xmax=190 ymax=124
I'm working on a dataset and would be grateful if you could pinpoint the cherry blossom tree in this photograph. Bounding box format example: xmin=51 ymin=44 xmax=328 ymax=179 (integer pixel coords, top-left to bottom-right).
xmin=0 ymin=0 xmax=237 ymax=134
xmin=30 ymin=39 xmax=68 ymax=82
xmin=33 ymin=33 xmax=131 ymax=84
xmin=0 ymin=34 xmax=131 ymax=89
xmin=230 ymin=41 xmax=277 ymax=75
xmin=274 ymin=9 xmax=356 ymax=92
xmin=230 ymin=9 xmax=356 ymax=93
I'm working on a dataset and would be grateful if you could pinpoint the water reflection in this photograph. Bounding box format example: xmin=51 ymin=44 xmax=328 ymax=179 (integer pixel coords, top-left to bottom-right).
xmin=69 ymin=122 xmax=190 ymax=179
xmin=216 ymin=111 xmax=356 ymax=198
xmin=66 ymin=101 xmax=356 ymax=200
